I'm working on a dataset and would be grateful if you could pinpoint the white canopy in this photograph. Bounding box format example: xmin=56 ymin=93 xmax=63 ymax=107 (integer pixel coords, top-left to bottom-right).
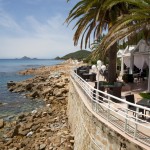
xmin=117 ymin=40 xmax=150 ymax=70
xmin=117 ymin=39 xmax=150 ymax=92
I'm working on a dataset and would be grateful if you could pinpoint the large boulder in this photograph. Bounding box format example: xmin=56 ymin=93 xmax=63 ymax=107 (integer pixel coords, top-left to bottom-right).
xmin=7 ymin=81 xmax=16 ymax=88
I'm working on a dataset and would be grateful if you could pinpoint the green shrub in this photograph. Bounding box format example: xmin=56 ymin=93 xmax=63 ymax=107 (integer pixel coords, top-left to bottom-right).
xmin=139 ymin=93 xmax=150 ymax=99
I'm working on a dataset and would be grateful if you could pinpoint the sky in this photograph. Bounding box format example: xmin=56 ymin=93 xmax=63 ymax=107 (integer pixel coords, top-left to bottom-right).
xmin=0 ymin=0 xmax=84 ymax=59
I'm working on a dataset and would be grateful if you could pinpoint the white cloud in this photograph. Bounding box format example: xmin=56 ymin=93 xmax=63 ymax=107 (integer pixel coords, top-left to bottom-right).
xmin=47 ymin=14 xmax=64 ymax=29
xmin=25 ymin=14 xmax=67 ymax=38
xmin=0 ymin=1 xmax=82 ymax=59
xmin=0 ymin=10 xmax=22 ymax=32
xmin=0 ymin=14 xmax=80 ymax=58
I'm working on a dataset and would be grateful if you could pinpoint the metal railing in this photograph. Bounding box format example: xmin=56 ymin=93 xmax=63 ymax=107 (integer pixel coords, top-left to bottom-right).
xmin=71 ymin=70 xmax=150 ymax=147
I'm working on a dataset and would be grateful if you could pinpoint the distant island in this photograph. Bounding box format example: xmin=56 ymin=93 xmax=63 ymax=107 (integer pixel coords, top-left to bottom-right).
xmin=20 ymin=56 xmax=37 ymax=60
xmin=55 ymin=50 xmax=91 ymax=60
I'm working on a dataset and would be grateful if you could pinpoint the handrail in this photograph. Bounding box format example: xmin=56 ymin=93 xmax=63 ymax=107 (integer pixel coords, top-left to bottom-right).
xmin=71 ymin=70 xmax=150 ymax=147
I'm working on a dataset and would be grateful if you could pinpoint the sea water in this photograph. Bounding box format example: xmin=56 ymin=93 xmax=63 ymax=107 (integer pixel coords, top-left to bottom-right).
xmin=0 ymin=59 xmax=64 ymax=120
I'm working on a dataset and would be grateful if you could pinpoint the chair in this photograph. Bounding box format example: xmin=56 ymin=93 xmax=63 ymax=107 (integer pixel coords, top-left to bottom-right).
xmin=89 ymin=73 xmax=96 ymax=82
xmin=125 ymin=94 xmax=144 ymax=118
xmin=93 ymin=82 xmax=105 ymax=102
xmin=103 ymin=70 xmax=108 ymax=81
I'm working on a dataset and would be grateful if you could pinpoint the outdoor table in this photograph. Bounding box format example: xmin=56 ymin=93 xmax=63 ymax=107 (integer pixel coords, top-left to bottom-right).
xmin=82 ymin=73 xmax=96 ymax=82
xmin=133 ymin=73 xmax=141 ymax=82
xmin=133 ymin=73 xmax=140 ymax=78
xmin=136 ymin=99 xmax=150 ymax=108
xmin=136 ymin=99 xmax=150 ymax=118
xmin=104 ymin=85 xmax=122 ymax=103
xmin=82 ymin=73 xmax=91 ymax=80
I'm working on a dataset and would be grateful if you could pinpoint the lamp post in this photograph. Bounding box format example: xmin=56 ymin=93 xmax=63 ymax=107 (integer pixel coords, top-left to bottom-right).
xmin=92 ymin=60 xmax=102 ymax=110
xmin=96 ymin=60 xmax=102 ymax=90
xmin=101 ymin=65 xmax=106 ymax=72
xmin=101 ymin=65 xmax=106 ymax=80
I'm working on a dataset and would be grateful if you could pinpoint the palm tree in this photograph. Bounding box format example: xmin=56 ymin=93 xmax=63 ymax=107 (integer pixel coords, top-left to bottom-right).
xmin=66 ymin=0 xmax=130 ymax=83
xmin=90 ymin=35 xmax=104 ymax=51
xmin=95 ymin=0 xmax=150 ymax=52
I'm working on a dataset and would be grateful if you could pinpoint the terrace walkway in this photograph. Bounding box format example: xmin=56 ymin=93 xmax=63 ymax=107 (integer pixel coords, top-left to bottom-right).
xmin=71 ymin=70 xmax=150 ymax=149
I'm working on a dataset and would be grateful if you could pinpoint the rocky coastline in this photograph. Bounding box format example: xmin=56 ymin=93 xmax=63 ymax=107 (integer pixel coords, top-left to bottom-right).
xmin=0 ymin=61 xmax=75 ymax=150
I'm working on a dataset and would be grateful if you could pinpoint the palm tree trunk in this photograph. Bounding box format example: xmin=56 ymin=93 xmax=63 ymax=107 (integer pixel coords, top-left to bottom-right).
xmin=108 ymin=43 xmax=117 ymax=83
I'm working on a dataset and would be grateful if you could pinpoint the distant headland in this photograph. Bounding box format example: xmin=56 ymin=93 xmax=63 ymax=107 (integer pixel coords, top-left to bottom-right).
xmin=55 ymin=50 xmax=91 ymax=60
xmin=17 ymin=56 xmax=38 ymax=60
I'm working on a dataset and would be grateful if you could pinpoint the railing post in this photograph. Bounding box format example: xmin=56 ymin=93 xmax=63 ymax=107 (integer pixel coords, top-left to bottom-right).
xmin=93 ymin=89 xmax=97 ymax=112
xmin=95 ymin=89 xmax=99 ymax=112
xmin=134 ymin=107 xmax=139 ymax=139
xmin=107 ymin=96 xmax=111 ymax=121
xmin=124 ymin=108 xmax=129 ymax=133
xmin=92 ymin=89 xmax=96 ymax=111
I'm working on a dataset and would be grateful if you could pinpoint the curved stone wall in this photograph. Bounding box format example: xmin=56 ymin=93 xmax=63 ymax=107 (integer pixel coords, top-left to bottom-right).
xmin=67 ymin=79 xmax=147 ymax=150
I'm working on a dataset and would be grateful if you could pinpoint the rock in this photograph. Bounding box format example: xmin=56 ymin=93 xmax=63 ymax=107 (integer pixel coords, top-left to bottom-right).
xmin=39 ymin=144 xmax=46 ymax=150
xmin=0 ymin=119 xmax=4 ymax=128
xmin=36 ymin=83 xmax=44 ymax=90
xmin=70 ymin=140 xmax=74 ymax=144
xmin=46 ymin=104 xmax=50 ymax=107
xmin=26 ymin=131 xmax=33 ymax=137
xmin=18 ymin=129 xmax=29 ymax=136
xmin=57 ymin=97 xmax=65 ymax=101
xmin=55 ymin=82 xmax=65 ymax=88
xmin=18 ymin=114 xmax=25 ymax=120
xmin=63 ymin=77 xmax=69 ymax=83
xmin=31 ymin=110 xmax=37 ymax=114
xmin=42 ymin=88 xmax=52 ymax=96
xmin=49 ymin=96 xmax=54 ymax=101
xmin=60 ymin=88 xmax=69 ymax=93
xmin=31 ymin=124 xmax=40 ymax=131
xmin=26 ymin=116 xmax=34 ymax=122
xmin=25 ymin=122 xmax=33 ymax=129
xmin=13 ymin=87 xmax=25 ymax=93
xmin=60 ymin=137 xmax=66 ymax=144
xmin=8 ymin=147 xmax=18 ymax=150
xmin=65 ymin=147 xmax=73 ymax=150
xmin=34 ymin=119 xmax=44 ymax=125
xmin=6 ymin=125 xmax=19 ymax=138
xmin=53 ymin=89 xmax=62 ymax=97
xmin=25 ymin=83 xmax=34 ymax=91
xmin=7 ymin=81 xmax=16 ymax=88
xmin=5 ymin=138 xmax=13 ymax=145
xmin=42 ymin=112 xmax=47 ymax=117
xmin=5 ymin=115 xmax=15 ymax=121
xmin=8 ymin=87 xmax=15 ymax=91
xmin=28 ymin=91 xmax=39 ymax=98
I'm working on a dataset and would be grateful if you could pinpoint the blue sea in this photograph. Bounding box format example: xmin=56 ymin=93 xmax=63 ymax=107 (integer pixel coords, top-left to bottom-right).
xmin=0 ymin=59 xmax=64 ymax=120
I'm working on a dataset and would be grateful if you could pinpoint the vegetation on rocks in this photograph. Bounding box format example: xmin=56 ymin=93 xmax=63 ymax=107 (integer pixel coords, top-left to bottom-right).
xmin=56 ymin=50 xmax=91 ymax=60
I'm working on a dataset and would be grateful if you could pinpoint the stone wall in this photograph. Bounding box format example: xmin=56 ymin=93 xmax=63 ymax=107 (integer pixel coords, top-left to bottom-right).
xmin=67 ymin=79 xmax=147 ymax=150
